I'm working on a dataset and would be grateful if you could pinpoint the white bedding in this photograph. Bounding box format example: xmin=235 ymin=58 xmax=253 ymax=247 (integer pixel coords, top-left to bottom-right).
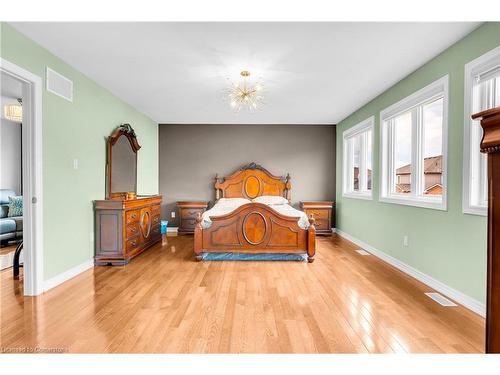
xmin=201 ymin=198 xmax=310 ymax=229
xmin=271 ymin=204 xmax=310 ymax=229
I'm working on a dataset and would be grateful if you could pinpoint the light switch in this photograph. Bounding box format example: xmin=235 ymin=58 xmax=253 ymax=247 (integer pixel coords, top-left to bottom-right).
xmin=73 ymin=158 xmax=79 ymax=170
xmin=171 ymin=212 xmax=176 ymax=218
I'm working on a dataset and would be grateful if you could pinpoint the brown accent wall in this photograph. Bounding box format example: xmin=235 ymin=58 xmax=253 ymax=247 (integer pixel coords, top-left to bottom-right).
xmin=159 ymin=124 xmax=336 ymax=227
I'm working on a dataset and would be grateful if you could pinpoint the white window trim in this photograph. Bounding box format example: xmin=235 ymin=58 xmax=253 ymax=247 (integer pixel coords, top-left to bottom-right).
xmin=342 ymin=116 xmax=374 ymax=200
xmin=379 ymin=75 xmax=449 ymax=211
xmin=463 ymin=45 xmax=500 ymax=216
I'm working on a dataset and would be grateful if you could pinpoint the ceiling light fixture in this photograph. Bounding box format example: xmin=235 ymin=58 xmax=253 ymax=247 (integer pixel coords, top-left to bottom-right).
xmin=3 ymin=98 xmax=23 ymax=123
xmin=225 ymin=70 xmax=264 ymax=112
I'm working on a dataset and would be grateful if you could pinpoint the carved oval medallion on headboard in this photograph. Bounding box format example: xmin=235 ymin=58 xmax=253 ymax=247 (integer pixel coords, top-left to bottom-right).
xmin=242 ymin=212 xmax=267 ymax=245
xmin=244 ymin=176 xmax=261 ymax=199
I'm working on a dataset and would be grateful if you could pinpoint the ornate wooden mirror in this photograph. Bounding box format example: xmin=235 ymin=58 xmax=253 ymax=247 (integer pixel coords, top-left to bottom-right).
xmin=106 ymin=124 xmax=141 ymax=199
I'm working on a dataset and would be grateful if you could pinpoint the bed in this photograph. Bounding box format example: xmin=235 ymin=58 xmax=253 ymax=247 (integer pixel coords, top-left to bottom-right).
xmin=193 ymin=163 xmax=316 ymax=262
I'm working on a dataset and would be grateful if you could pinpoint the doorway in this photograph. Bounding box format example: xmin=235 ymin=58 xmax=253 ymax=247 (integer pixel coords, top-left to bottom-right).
xmin=0 ymin=58 xmax=43 ymax=296
xmin=0 ymin=72 xmax=23 ymax=272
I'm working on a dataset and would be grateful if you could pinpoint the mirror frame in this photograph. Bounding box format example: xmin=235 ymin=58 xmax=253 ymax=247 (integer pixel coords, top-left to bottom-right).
xmin=106 ymin=123 xmax=141 ymax=199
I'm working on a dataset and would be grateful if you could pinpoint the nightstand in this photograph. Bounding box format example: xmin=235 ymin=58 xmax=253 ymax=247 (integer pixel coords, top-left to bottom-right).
xmin=177 ymin=201 xmax=209 ymax=234
xmin=300 ymin=201 xmax=334 ymax=236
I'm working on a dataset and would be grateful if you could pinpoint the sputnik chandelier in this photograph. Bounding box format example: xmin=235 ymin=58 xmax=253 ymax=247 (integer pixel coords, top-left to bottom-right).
xmin=225 ymin=70 xmax=264 ymax=112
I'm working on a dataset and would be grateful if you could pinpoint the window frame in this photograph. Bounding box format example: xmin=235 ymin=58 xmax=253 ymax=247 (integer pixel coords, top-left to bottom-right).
xmin=379 ymin=75 xmax=449 ymax=211
xmin=463 ymin=45 xmax=500 ymax=216
xmin=342 ymin=116 xmax=374 ymax=200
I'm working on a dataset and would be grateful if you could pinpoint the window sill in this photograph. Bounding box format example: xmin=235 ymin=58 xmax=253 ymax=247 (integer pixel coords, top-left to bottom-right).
xmin=343 ymin=192 xmax=373 ymax=201
xmin=463 ymin=205 xmax=487 ymax=216
xmin=379 ymin=195 xmax=447 ymax=211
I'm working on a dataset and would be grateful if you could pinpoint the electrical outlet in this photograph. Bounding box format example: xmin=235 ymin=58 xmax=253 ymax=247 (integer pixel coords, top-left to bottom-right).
xmin=403 ymin=235 xmax=409 ymax=247
xmin=171 ymin=211 xmax=176 ymax=218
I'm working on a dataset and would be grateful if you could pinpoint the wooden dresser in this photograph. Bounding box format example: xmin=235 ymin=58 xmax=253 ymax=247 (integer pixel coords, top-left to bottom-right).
xmin=94 ymin=195 xmax=162 ymax=265
xmin=177 ymin=201 xmax=208 ymax=234
xmin=300 ymin=201 xmax=334 ymax=236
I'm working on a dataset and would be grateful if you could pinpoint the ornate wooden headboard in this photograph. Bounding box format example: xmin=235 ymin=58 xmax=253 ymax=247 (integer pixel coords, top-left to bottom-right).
xmin=214 ymin=162 xmax=291 ymax=201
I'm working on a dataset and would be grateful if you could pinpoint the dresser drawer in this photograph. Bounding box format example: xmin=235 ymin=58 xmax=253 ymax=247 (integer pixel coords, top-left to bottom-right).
xmin=305 ymin=209 xmax=329 ymax=220
xmin=181 ymin=208 xmax=204 ymax=219
xmin=125 ymin=209 xmax=140 ymax=224
xmin=152 ymin=214 xmax=161 ymax=226
xmin=181 ymin=218 xmax=197 ymax=229
xmin=151 ymin=223 xmax=161 ymax=237
xmin=152 ymin=204 xmax=161 ymax=216
xmin=126 ymin=222 xmax=140 ymax=238
xmin=314 ymin=218 xmax=329 ymax=230
xmin=126 ymin=236 xmax=140 ymax=254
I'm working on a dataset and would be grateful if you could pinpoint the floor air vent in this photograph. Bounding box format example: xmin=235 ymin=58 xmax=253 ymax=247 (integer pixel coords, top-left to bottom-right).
xmin=355 ymin=249 xmax=370 ymax=256
xmin=425 ymin=292 xmax=457 ymax=307
xmin=46 ymin=67 xmax=73 ymax=102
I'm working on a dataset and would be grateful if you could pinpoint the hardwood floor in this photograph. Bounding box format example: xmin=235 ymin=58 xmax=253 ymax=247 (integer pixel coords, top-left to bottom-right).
xmin=0 ymin=244 xmax=17 ymax=256
xmin=0 ymin=234 xmax=484 ymax=353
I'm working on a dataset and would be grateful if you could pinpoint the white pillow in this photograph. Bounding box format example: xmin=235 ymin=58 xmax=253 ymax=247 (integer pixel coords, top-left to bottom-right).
xmin=252 ymin=195 xmax=289 ymax=205
xmin=217 ymin=197 xmax=251 ymax=206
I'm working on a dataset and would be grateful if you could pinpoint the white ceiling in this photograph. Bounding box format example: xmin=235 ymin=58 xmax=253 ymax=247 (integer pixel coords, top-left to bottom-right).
xmin=10 ymin=22 xmax=480 ymax=124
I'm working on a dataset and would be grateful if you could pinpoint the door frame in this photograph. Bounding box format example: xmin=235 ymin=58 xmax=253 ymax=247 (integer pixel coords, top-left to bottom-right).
xmin=1 ymin=57 xmax=44 ymax=296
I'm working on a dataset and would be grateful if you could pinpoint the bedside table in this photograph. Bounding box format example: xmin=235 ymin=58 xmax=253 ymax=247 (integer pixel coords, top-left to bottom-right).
xmin=177 ymin=201 xmax=209 ymax=234
xmin=300 ymin=201 xmax=334 ymax=236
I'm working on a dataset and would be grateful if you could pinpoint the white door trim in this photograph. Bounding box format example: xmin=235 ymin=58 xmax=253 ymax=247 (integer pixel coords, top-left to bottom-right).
xmin=1 ymin=58 xmax=44 ymax=296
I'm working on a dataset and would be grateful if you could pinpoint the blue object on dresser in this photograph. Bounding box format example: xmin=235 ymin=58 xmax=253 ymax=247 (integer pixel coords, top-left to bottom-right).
xmin=160 ymin=220 xmax=168 ymax=234
xmin=199 ymin=252 xmax=307 ymax=261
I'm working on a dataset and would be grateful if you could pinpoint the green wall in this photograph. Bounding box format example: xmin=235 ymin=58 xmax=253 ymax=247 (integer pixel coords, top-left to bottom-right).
xmin=0 ymin=23 xmax=159 ymax=280
xmin=336 ymin=22 xmax=500 ymax=303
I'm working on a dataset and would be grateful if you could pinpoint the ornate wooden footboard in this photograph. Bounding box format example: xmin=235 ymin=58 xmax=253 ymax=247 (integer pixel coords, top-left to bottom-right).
xmin=194 ymin=203 xmax=316 ymax=262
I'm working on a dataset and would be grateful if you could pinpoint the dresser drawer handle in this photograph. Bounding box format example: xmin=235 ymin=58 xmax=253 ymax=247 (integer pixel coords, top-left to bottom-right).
xmin=130 ymin=241 xmax=137 ymax=246
xmin=130 ymin=227 xmax=137 ymax=232
xmin=187 ymin=211 xmax=198 ymax=216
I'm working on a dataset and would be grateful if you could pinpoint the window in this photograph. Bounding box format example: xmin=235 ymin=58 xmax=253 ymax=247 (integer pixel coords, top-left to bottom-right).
xmin=463 ymin=46 xmax=500 ymax=215
xmin=380 ymin=76 xmax=448 ymax=210
xmin=343 ymin=116 xmax=374 ymax=199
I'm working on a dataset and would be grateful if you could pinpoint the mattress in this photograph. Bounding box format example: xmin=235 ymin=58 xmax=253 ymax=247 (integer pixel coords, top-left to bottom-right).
xmin=201 ymin=198 xmax=310 ymax=230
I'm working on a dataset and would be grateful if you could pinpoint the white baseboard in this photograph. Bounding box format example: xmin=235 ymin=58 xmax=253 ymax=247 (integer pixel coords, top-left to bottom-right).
xmin=335 ymin=229 xmax=486 ymax=317
xmin=43 ymin=259 xmax=94 ymax=292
